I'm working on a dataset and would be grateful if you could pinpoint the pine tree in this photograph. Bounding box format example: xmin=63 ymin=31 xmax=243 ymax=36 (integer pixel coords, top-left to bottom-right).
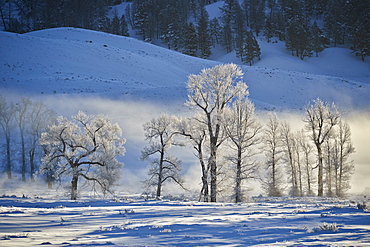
xmin=197 ymin=7 xmax=212 ymax=58
xmin=311 ymin=21 xmax=328 ymax=57
xmin=183 ymin=22 xmax=198 ymax=56
xmin=220 ymin=22 xmax=233 ymax=53
xmin=249 ymin=0 xmax=265 ymax=36
xmin=111 ymin=14 xmax=121 ymax=35
xmin=285 ymin=16 xmax=313 ymax=60
xmin=324 ymin=0 xmax=346 ymax=46
xmin=350 ymin=8 xmax=370 ymax=61
xmin=132 ymin=0 xmax=152 ymax=40
xmin=236 ymin=31 xmax=260 ymax=65
xmin=119 ymin=15 xmax=129 ymax=36
xmin=209 ymin=17 xmax=221 ymax=47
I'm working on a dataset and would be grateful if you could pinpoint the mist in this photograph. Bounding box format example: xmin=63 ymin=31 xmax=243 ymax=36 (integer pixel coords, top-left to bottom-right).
xmin=1 ymin=92 xmax=369 ymax=197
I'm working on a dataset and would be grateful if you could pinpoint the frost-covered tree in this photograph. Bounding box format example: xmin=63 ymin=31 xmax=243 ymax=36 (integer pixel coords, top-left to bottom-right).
xmin=297 ymin=129 xmax=316 ymax=195
xmin=186 ymin=63 xmax=248 ymax=202
xmin=304 ymin=98 xmax=340 ymax=197
xmin=15 ymin=97 xmax=32 ymax=181
xmin=141 ymin=114 xmax=185 ymax=199
xmin=223 ymin=96 xmax=262 ymax=202
xmin=263 ymin=113 xmax=284 ymax=197
xmin=176 ymin=115 xmax=209 ymax=202
xmin=27 ymin=100 xmax=55 ymax=182
xmin=280 ymin=121 xmax=300 ymax=196
xmin=325 ymin=120 xmax=355 ymax=197
xmin=40 ymin=111 xmax=126 ymax=200
xmin=0 ymin=94 xmax=15 ymax=179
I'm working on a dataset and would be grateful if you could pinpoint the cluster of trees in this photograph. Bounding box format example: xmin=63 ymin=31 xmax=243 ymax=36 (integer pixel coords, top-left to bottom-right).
xmin=0 ymin=0 xmax=129 ymax=36
xmin=0 ymin=94 xmax=126 ymax=200
xmin=2 ymin=0 xmax=369 ymax=61
xmin=130 ymin=0 xmax=261 ymax=63
xmin=130 ymin=0 xmax=369 ymax=61
xmin=140 ymin=64 xmax=355 ymax=202
xmin=0 ymin=64 xmax=356 ymax=201
xmin=0 ymin=95 xmax=55 ymax=182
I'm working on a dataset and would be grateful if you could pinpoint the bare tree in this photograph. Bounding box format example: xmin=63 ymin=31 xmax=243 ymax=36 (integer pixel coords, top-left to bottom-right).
xmin=176 ymin=115 xmax=210 ymax=202
xmin=280 ymin=121 xmax=299 ymax=197
xmin=40 ymin=111 xmax=126 ymax=200
xmin=223 ymin=97 xmax=262 ymax=202
xmin=15 ymin=97 xmax=32 ymax=181
xmin=304 ymin=98 xmax=340 ymax=196
xmin=27 ymin=100 xmax=55 ymax=182
xmin=0 ymin=95 xmax=15 ymax=179
xmin=263 ymin=113 xmax=284 ymax=197
xmin=296 ymin=129 xmax=316 ymax=195
xmin=186 ymin=63 xmax=248 ymax=202
xmin=330 ymin=120 xmax=355 ymax=197
xmin=141 ymin=114 xmax=185 ymax=199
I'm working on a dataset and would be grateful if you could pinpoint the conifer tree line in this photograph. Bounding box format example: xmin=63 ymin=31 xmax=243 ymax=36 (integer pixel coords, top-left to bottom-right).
xmin=0 ymin=0 xmax=130 ymax=37
xmin=2 ymin=0 xmax=369 ymax=61
xmin=129 ymin=0 xmax=369 ymax=61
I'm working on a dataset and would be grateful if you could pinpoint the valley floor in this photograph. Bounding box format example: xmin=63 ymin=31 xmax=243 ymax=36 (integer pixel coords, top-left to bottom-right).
xmin=1 ymin=193 xmax=369 ymax=246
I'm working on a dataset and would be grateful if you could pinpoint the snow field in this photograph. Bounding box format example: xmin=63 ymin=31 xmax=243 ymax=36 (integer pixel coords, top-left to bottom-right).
xmin=1 ymin=193 xmax=369 ymax=246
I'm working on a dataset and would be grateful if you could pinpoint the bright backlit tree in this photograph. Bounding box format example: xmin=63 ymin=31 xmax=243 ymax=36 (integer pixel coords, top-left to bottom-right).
xmin=40 ymin=111 xmax=126 ymax=200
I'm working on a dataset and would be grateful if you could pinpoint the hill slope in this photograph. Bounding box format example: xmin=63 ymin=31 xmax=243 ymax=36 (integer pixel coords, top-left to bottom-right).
xmin=1 ymin=27 xmax=369 ymax=110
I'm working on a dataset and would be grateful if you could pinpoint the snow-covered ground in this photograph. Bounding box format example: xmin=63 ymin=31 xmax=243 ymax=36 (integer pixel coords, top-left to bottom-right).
xmin=1 ymin=11 xmax=370 ymax=246
xmin=1 ymin=185 xmax=370 ymax=247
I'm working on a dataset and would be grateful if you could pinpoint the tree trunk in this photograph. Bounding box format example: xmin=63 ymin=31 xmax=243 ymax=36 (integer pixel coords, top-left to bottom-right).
xmin=5 ymin=135 xmax=11 ymax=179
xmin=317 ymin=145 xmax=324 ymax=196
xmin=157 ymin=149 xmax=165 ymax=200
xmin=21 ymin=131 xmax=26 ymax=182
xmin=209 ymin=138 xmax=217 ymax=202
xmin=199 ymin=152 xmax=209 ymax=202
xmin=235 ymin=148 xmax=242 ymax=203
xmin=71 ymin=169 xmax=79 ymax=200
xmin=29 ymin=149 xmax=35 ymax=182
xmin=305 ymin=154 xmax=312 ymax=195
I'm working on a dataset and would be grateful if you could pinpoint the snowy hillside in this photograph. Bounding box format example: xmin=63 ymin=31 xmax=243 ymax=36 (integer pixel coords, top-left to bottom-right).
xmin=1 ymin=27 xmax=369 ymax=110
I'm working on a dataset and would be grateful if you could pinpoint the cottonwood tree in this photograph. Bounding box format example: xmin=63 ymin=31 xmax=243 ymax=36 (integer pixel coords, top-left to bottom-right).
xmin=40 ymin=111 xmax=125 ymax=200
xmin=296 ymin=129 xmax=316 ymax=195
xmin=263 ymin=113 xmax=284 ymax=197
xmin=15 ymin=97 xmax=32 ymax=181
xmin=141 ymin=114 xmax=185 ymax=199
xmin=280 ymin=121 xmax=299 ymax=196
xmin=327 ymin=120 xmax=355 ymax=197
xmin=27 ymin=100 xmax=55 ymax=182
xmin=0 ymin=94 xmax=15 ymax=179
xmin=186 ymin=63 xmax=248 ymax=202
xmin=304 ymin=98 xmax=340 ymax=196
xmin=176 ymin=115 xmax=209 ymax=202
xmin=223 ymin=96 xmax=262 ymax=202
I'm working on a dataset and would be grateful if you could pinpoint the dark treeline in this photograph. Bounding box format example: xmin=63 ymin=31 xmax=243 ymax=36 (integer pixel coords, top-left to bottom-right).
xmin=1 ymin=0 xmax=369 ymax=62
xmin=0 ymin=0 xmax=129 ymax=36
